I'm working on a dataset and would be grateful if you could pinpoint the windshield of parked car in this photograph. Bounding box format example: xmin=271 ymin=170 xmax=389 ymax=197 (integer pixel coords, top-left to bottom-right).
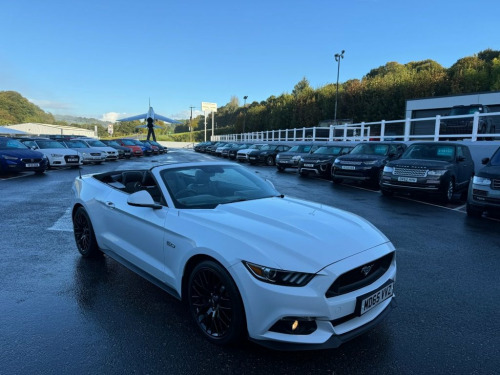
xmin=249 ymin=144 xmax=264 ymax=150
xmin=449 ymin=106 xmax=484 ymax=115
xmin=350 ymin=143 xmax=389 ymax=156
xmin=86 ymin=140 xmax=107 ymax=147
xmin=260 ymin=145 xmax=277 ymax=151
xmin=64 ymin=140 xmax=89 ymax=148
xmin=121 ymin=139 xmax=136 ymax=146
xmin=0 ymin=139 xmax=30 ymax=149
xmin=105 ymin=140 xmax=120 ymax=147
xmin=160 ymin=164 xmax=280 ymax=209
xmin=288 ymin=145 xmax=312 ymax=153
xmin=314 ymin=146 xmax=343 ymax=155
xmin=401 ymin=144 xmax=456 ymax=162
xmin=36 ymin=140 xmax=67 ymax=149
xmin=489 ymin=148 xmax=500 ymax=166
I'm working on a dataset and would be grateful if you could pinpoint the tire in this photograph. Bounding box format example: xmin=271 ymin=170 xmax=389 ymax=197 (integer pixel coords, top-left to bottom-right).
xmin=441 ymin=179 xmax=455 ymax=203
xmin=188 ymin=260 xmax=245 ymax=346
xmin=265 ymin=155 xmax=275 ymax=166
xmin=466 ymin=202 xmax=483 ymax=217
xmin=73 ymin=207 xmax=101 ymax=258
xmin=299 ymin=170 xmax=307 ymax=177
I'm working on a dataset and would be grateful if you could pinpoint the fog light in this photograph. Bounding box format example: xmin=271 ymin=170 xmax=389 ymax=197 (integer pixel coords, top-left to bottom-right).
xmin=269 ymin=317 xmax=317 ymax=335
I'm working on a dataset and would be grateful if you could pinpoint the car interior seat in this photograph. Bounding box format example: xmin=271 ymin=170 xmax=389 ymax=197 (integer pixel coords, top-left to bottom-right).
xmin=121 ymin=171 xmax=144 ymax=193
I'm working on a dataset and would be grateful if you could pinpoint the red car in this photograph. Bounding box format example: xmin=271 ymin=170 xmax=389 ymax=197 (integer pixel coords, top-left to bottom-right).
xmin=115 ymin=139 xmax=144 ymax=157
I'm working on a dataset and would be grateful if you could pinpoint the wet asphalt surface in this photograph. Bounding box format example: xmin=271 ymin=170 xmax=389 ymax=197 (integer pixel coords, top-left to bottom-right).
xmin=1 ymin=149 xmax=499 ymax=375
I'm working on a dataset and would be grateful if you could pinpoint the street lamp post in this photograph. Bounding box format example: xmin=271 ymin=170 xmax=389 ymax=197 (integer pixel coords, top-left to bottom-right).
xmin=243 ymin=95 xmax=248 ymax=138
xmin=334 ymin=50 xmax=345 ymax=125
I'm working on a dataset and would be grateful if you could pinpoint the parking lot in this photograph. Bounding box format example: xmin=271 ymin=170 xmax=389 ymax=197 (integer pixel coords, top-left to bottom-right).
xmin=1 ymin=148 xmax=499 ymax=374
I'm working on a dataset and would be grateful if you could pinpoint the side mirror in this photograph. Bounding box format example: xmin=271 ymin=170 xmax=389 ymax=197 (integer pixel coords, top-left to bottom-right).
xmin=482 ymin=157 xmax=490 ymax=165
xmin=127 ymin=190 xmax=162 ymax=209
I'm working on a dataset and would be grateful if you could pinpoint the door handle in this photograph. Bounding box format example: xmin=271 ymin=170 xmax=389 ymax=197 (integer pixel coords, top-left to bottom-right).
xmin=106 ymin=201 xmax=116 ymax=209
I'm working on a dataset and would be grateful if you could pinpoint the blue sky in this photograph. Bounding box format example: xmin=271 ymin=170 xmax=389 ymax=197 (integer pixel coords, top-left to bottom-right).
xmin=1 ymin=0 xmax=498 ymax=122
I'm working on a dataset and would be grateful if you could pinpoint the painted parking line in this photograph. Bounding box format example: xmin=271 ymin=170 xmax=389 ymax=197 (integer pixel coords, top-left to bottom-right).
xmin=48 ymin=207 xmax=73 ymax=232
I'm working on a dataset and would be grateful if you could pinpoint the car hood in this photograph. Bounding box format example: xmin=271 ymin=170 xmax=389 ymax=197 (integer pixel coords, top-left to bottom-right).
xmin=477 ymin=165 xmax=500 ymax=179
xmin=179 ymin=197 xmax=391 ymax=273
xmin=302 ymin=154 xmax=334 ymax=162
xmin=387 ymin=159 xmax=453 ymax=169
xmin=0 ymin=149 xmax=44 ymax=159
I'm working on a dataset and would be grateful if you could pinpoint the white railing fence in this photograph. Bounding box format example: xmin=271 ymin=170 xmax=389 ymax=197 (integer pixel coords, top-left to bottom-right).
xmin=214 ymin=111 xmax=500 ymax=143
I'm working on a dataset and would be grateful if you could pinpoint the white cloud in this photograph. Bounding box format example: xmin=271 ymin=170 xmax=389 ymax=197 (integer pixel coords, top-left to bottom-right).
xmin=172 ymin=109 xmax=205 ymax=119
xmin=101 ymin=112 xmax=126 ymax=123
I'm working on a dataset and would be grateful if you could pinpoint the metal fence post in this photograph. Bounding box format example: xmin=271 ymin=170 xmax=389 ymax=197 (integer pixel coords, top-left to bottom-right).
xmin=434 ymin=115 xmax=441 ymax=141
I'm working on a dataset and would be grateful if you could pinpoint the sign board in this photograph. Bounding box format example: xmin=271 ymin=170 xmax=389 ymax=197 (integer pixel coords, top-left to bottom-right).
xmin=108 ymin=123 xmax=113 ymax=135
xmin=202 ymin=102 xmax=217 ymax=112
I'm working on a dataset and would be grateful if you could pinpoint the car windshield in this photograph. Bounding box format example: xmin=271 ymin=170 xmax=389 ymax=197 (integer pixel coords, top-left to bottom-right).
xmin=106 ymin=141 xmax=120 ymax=147
xmin=65 ymin=140 xmax=89 ymax=148
xmin=314 ymin=146 xmax=343 ymax=155
xmin=249 ymin=144 xmax=264 ymax=150
xmin=489 ymin=148 xmax=500 ymax=166
xmin=260 ymin=145 xmax=277 ymax=151
xmin=402 ymin=144 xmax=456 ymax=161
xmin=121 ymin=139 xmax=136 ymax=146
xmin=37 ymin=140 xmax=66 ymax=149
xmin=288 ymin=145 xmax=312 ymax=153
xmin=350 ymin=143 xmax=389 ymax=156
xmin=87 ymin=140 xmax=107 ymax=147
xmin=0 ymin=139 xmax=29 ymax=149
xmin=449 ymin=106 xmax=484 ymax=115
xmin=160 ymin=164 xmax=280 ymax=209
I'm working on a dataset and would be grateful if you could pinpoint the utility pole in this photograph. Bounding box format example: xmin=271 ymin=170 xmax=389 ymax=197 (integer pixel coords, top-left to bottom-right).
xmin=334 ymin=50 xmax=345 ymax=125
xmin=189 ymin=106 xmax=195 ymax=143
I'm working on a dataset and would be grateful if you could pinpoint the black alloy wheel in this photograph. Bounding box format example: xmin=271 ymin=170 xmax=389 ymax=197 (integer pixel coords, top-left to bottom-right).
xmin=188 ymin=261 xmax=245 ymax=345
xmin=265 ymin=155 xmax=275 ymax=166
xmin=73 ymin=207 xmax=101 ymax=258
xmin=441 ymin=179 xmax=455 ymax=203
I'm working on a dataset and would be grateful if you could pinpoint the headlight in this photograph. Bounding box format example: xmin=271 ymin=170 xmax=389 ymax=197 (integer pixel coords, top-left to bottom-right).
xmin=472 ymin=176 xmax=491 ymax=185
xmin=383 ymin=166 xmax=394 ymax=173
xmin=50 ymin=154 xmax=63 ymax=157
xmin=2 ymin=155 xmax=18 ymax=160
xmin=427 ymin=169 xmax=448 ymax=176
xmin=243 ymin=261 xmax=314 ymax=287
xmin=334 ymin=158 xmax=341 ymax=164
xmin=276 ymin=154 xmax=281 ymax=160
xmin=82 ymin=152 xmax=90 ymax=157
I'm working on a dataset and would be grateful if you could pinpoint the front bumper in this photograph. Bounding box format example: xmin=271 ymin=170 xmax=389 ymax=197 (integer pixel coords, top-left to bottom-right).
xmin=231 ymin=243 xmax=396 ymax=348
xmin=380 ymin=174 xmax=448 ymax=194
xmin=332 ymin=165 xmax=380 ymax=182
xmin=468 ymin=184 xmax=500 ymax=212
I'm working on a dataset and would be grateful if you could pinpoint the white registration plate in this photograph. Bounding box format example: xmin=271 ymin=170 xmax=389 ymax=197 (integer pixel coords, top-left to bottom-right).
xmin=67 ymin=158 xmax=78 ymax=162
xmin=358 ymin=281 xmax=394 ymax=316
xmin=398 ymin=177 xmax=417 ymax=183
xmin=341 ymin=165 xmax=356 ymax=170
xmin=304 ymin=163 xmax=314 ymax=167
xmin=26 ymin=163 xmax=40 ymax=168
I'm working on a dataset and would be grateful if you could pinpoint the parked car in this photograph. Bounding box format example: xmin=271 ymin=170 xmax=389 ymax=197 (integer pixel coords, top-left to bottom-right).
xmin=332 ymin=142 xmax=407 ymax=187
xmin=101 ymin=140 xmax=133 ymax=159
xmin=466 ymin=146 xmax=500 ymax=216
xmin=77 ymin=138 xmax=119 ymax=161
xmin=140 ymin=140 xmax=160 ymax=154
xmin=114 ymin=139 xmax=144 ymax=157
xmin=21 ymin=138 xmax=82 ymax=168
xmin=130 ymin=139 xmax=153 ymax=156
xmin=72 ymin=161 xmax=396 ymax=349
xmin=248 ymin=144 xmax=291 ymax=166
xmin=227 ymin=143 xmax=251 ymax=160
xmin=276 ymin=143 xmax=322 ymax=171
xmin=61 ymin=140 xmax=107 ymax=164
xmin=206 ymin=142 xmax=228 ymax=155
xmin=0 ymin=137 xmax=49 ymax=174
xmin=194 ymin=141 xmax=215 ymax=153
xmin=236 ymin=143 xmax=266 ymax=162
xmin=298 ymin=144 xmax=355 ymax=179
xmin=145 ymin=140 xmax=167 ymax=154
xmin=440 ymin=105 xmax=495 ymax=135
xmin=215 ymin=143 xmax=233 ymax=157
xmin=380 ymin=142 xmax=475 ymax=202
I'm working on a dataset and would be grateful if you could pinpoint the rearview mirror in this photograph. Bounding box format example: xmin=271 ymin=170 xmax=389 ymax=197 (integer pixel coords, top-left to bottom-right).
xmin=482 ymin=157 xmax=490 ymax=165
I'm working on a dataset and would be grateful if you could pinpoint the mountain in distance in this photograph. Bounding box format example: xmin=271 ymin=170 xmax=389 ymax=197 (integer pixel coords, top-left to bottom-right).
xmin=54 ymin=114 xmax=108 ymax=127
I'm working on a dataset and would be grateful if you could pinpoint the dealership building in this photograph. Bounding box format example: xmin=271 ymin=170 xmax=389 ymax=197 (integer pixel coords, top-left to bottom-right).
xmin=3 ymin=123 xmax=96 ymax=138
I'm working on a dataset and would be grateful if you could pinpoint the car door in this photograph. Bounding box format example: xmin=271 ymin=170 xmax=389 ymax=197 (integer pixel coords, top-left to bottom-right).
xmin=456 ymin=146 xmax=474 ymax=189
xmin=97 ymin=189 xmax=168 ymax=282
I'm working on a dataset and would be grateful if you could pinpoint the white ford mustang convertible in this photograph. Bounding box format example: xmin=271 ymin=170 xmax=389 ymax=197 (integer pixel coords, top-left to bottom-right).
xmin=72 ymin=161 xmax=396 ymax=350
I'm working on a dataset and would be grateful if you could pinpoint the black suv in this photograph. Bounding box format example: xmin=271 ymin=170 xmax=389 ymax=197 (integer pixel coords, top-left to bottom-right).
xmin=248 ymin=144 xmax=290 ymax=166
xmin=466 ymin=146 xmax=500 ymax=216
xmin=332 ymin=142 xmax=407 ymax=187
xmin=298 ymin=143 xmax=355 ymax=179
xmin=276 ymin=143 xmax=322 ymax=171
xmin=440 ymin=105 xmax=495 ymax=135
xmin=380 ymin=142 xmax=475 ymax=203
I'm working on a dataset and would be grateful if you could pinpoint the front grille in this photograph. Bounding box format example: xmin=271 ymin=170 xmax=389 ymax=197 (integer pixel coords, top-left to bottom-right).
xmin=326 ymin=252 xmax=394 ymax=298
xmin=393 ymin=167 xmax=427 ymax=177
xmin=90 ymin=153 xmax=101 ymax=156
xmin=21 ymin=158 xmax=42 ymax=163
xmin=492 ymin=179 xmax=500 ymax=190
xmin=339 ymin=160 xmax=362 ymax=165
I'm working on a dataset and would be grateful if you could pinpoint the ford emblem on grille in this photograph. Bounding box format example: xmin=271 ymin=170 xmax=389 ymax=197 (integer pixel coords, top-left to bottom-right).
xmin=361 ymin=264 xmax=374 ymax=277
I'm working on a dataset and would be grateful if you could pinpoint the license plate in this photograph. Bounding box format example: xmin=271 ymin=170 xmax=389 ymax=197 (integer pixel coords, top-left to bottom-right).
xmin=67 ymin=158 xmax=78 ymax=162
xmin=357 ymin=281 xmax=394 ymax=316
xmin=26 ymin=163 xmax=40 ymax=167
xmin=398 ymin=177 xmax=417 ymax=183
xmin=341 ymin=165 xmax=356 ymax=170
xmin=304 ymin=163 xmax=314 ymax=167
